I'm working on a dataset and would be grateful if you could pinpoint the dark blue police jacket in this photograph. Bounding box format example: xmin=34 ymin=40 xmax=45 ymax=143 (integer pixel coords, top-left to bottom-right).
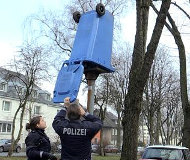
xmin=25 ymin=128 xmax=51 ymax=160
xmin=52 ymin=107 xmax=102 ymax=160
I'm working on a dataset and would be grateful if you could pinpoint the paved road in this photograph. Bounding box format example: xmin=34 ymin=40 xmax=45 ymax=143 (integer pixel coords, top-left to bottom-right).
xmin=0 ymin=152 xmax=119 ymax=157
xmin=0 ymin=152 xmax=63 ymax=157
xmin=0 ymin=152 xmax=26 ymax=157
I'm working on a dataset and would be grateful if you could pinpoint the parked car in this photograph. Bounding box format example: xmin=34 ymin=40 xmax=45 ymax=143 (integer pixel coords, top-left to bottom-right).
xmin=104 ymin=145 xmax=119 ymax=153
xmin=57 ymin=144 xmax=61 ymax=152
xmin=0 ymin=139 xmax=21 ymax=153
xmin=139 ymin=145 xmax=190 ymax=160
xmin=91 ymin=144 xmax=99 ymax=153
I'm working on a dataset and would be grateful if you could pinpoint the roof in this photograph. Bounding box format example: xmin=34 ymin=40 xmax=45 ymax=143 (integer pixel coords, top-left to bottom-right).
xmin=106 ymin=111 xmax=117 ymax=120
xmin=93 ymin=109 xmax=117 ymax=128
xmin=146 ymin=145 xmax=189 ymax=150
xmin=103 ymin=115 xmax=117 ymax=128
xmin=0 ymin=67 xmax=61 ymax=107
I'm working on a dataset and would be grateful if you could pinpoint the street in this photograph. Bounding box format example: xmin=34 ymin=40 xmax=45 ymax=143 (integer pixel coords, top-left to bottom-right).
xmin=0 ymin=152 xmax=26 ymax=157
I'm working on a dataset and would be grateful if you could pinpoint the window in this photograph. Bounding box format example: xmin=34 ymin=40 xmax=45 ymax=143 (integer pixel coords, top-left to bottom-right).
xmin=112 ymin=128 xmax=117 ymax=135
xmin=2 ymin=101 xmax=11 ymax=111
xmin=115 ymin=129 xmax=117 ymax=135
xmin=46 ymin=94 xmax=51 ymax=101
xmin=0 ymin=122 xmax=12 ymax=133
xmin=34 ymin=106 xmax=41 ymax=115
xmin=112 ymin=129 xmax=115 ymax=135
xmin=143 ymin=148 xmax=183 ymax=159
xmin=2 ymin=123 xmax=6 ymax=132
xmin=7 ymin=124 xmax=11 ymax=132
xmin=0 ymin=83 xmax=6 ymax=91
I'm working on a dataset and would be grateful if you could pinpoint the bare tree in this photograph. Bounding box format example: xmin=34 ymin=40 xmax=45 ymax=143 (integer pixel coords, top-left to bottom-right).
xmin=1 ymin=42 xmax=50 ymax=156
xmin=108 ymin=46 xmax=132 ymax=150
xmin=121 ymin=1 xmax=171 ymax=160
xmin=141 ymin=46 xmax=180 ymax=145
xmin=160 ymin=84 xmax=181 ymax=145
xmin=94 ymin=74 xmax=110 ymax=156
xmin=151 ymin=1 xmax=190 ymax=149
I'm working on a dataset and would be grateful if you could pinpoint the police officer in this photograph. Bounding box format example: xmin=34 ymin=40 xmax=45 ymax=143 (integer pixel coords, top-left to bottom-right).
xmin=52 ymin=97 xmax=102 ymax=160
xmin=25 ymin=116 xmax=57 ymax=160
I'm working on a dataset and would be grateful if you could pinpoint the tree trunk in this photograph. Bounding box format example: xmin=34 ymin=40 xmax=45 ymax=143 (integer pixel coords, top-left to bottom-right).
xmin=98 ymin=106 xmax=106 ymax=156
xmin=182 ymin=107 xmax=190 ymax=148
xmin=7 ymin=106 xmax=21 ymax=156
xmin=155 ymin=73 xmax=162 ymax=144
xmin=149 ymin=112 xmax=154 ymax=145
xmin=121 ymin=95 xmax=141 ymax=159
xmin=8 ymin=90 xmax=30 ymax=156
xmin=149 ymin=64 xmax=155 ymax=145
xmin=117 ymin=113 xmax=121 ymax=151
xmin=99 ymin=128 xmax=105 ymax=156
xmin=155 ymin=108 xmax=161 ymax=144
xmin=121 ymin=1 xmax=171 ymax=159
xmin=166 ymin=13 xmax=190 ymax=149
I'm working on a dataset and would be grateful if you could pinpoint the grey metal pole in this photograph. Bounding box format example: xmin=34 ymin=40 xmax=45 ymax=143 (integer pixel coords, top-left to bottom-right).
xmin=87 ymin=80 xmax=95 ymax=114
xmin=85 ymin=72 xmax=99 ymax=114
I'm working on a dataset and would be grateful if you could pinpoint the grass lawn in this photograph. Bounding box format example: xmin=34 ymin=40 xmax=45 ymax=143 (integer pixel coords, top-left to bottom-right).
xmin=0 ymin=155 xmax=121 ymax=160
xmin=93 ymin=155 xmax=120 ymax=160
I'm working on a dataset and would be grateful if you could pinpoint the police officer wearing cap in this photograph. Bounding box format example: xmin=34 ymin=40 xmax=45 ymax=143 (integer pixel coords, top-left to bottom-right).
xmin=25 ymin=116 xmax=57 ymax=160
xmin=52 ymin=97 xmax=102 ymax=160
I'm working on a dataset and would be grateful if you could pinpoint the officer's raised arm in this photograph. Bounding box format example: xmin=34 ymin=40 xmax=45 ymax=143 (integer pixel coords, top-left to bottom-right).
xmin=52 ymin=97 xmax=103 ymax=160
xmin=52 ymin=97 xmax=70 ymax=135
xmin=80 ymin=106 xmax=103 ymax=137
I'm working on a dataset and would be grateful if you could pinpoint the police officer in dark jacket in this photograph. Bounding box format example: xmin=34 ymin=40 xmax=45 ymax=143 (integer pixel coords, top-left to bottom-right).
xmin=25 ymin=116 xmax=57 ymax=160
xmin=52 ymin=97 xmax=102 ymax=160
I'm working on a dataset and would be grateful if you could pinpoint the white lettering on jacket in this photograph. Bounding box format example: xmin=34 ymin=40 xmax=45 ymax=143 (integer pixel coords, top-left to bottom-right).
xmin=63 ymin=128 xmax=87 ymax=136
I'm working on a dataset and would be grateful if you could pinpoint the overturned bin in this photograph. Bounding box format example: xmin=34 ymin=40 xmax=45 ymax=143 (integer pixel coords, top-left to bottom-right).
xmin=53 ymin=4 xmax=114 ymax=103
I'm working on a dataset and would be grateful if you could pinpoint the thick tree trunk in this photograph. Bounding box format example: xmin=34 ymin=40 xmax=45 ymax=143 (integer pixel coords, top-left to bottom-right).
xmin=121 ymin=1 xmax=171 ymax=160
xmin=121 ymin=95 xmax=141 ymax=159
xmin=183 ymin=108 xmax=190 ymax=148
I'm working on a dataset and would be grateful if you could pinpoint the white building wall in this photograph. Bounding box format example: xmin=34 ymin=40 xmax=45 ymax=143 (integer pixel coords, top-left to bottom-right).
xmin=139 ymin=125 xmax=150 ymax=145
xmin=0 ymin=96 xmax=62 ymax=148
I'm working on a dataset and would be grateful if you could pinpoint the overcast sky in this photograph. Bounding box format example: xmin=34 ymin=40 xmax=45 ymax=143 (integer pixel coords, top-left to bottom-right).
xmin=0 ymin=0 xmax=67 ymax=65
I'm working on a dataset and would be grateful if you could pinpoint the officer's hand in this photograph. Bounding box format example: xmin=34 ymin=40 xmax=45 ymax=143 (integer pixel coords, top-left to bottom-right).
xmin=64 ymin=97 xmax=70 ymax=108
xmin=48 ymin=154 xmax=57 ymax=160
xmin=79 ymin=106 xmax=85 ymax=116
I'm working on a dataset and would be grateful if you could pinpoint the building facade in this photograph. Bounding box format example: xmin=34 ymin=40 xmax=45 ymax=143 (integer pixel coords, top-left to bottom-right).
xmin=0 ymin=68 xmax=62 ymax=148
